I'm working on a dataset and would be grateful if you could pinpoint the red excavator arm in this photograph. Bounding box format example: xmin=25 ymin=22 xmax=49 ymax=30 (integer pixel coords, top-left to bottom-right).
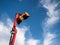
xmin=9 ymin=12 xmax=30 ymax=45
xmin=9 ymin=13 xmax=18 ymax=45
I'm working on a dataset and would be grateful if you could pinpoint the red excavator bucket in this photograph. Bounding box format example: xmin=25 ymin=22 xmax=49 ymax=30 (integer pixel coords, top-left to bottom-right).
xmin=22 ymin=12 xmax=30 ymax=20
xmin=17 ymin=12 xmax=30 ymax=24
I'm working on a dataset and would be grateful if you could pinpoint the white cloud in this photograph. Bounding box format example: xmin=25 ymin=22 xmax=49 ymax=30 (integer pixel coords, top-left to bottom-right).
xmin=0 ymin=39 xmax=9 ymax=45
xmin=40 ymin=0 xmax=60 ymax=45
xmin=7 ymin=18 xmax=13 ymax=27
xmin=0 ymin=22 xmax=10 ymax=45
xmin=15 ymin=26 xmax=28 ymax=45
xmin=26 ymin=39 xmax=40 ymax=45
xmin=44 ymin=32 xmax=56 ymax=45
xmin=0 ymin=18 xmax=40 ymax=45
xmin=0 ymin=22 xmax=10 ymax=35
xmin=41 ymin=0 xmax=60 ymax=28
xmin=40 ymin=0 xmax=60 ymax=32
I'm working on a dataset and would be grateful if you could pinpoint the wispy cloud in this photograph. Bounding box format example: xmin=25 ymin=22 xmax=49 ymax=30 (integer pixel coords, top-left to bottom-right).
xmin=43 ymin=32 xmax=56 ymax=45
xmin=0 ymin=18 xmax=40 ymax=45
xmin=40 ymin=0 xmax=60 ymax=45
xmin=41 ymin=0 xmax=60 ymax=29
xmin=26 ymin=39 xmax=40 ymax=45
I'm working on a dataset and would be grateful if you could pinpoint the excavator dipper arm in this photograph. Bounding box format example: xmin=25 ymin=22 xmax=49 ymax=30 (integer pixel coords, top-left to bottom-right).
xmin=9 ymin=14 xmax=18 ymax=45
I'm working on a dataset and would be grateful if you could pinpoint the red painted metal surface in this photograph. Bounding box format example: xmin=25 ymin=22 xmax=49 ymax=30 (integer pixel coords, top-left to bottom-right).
xmin=9 ymin=14 xmax=18 ymax=45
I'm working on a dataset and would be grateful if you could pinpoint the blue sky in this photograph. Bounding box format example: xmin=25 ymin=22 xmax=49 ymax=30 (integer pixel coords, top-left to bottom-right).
xmin=0 ymin=0 xmax=60 ymax=45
